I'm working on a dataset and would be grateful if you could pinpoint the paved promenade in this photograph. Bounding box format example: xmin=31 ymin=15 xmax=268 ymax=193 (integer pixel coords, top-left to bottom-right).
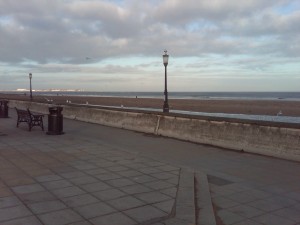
xmin=1 ymin=109 xmax=300 ymax=225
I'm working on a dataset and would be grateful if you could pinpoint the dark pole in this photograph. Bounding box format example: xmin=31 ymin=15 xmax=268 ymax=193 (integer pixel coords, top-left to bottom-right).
xmin=162 ymin=50 xmax=169 ymax=113
xmin=29 ymin=73 xmax=32 ymax=101
xmin=163 ymin=64 xmax=169 ymax=112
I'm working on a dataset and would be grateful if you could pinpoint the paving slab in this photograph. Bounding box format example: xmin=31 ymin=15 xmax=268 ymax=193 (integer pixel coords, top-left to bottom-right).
xmin=119 ymin=183 xmax=153 ymax=195
xmin=107 ymin=195 xmax=146 ymax=211
xmin=79 ymin=181 xmax=111 ymax=192
xmin=17 ymin=191 xmax=57 ymax=204
xmin=92 ymin=188 xmax=127 ymax=201
xmin=0 ymin=216 xmax=43 ymax=225
xmin=124 ymin=205 xmax=167 ymax=224
xmin=2 ymin=111 xmax=181 ymax=224
xmin=252 ymin=213 xmax=296 ymax=225
xmin=90 ymin=212 xmax=137 ymax=225
xmin=61 ymin=193 xmax=99 ymax=207
xmin=0 ymin=204 xmax=33 ymax=222
xmin=27 ymin=200 xmax=67 ymax=214
xmin=1 ymin=109 xmax=300 ymax=224
xmin=37 ymin=208 xmax=83 ymax=225
xmin=134 ymin=191 xmax=171 ymax=204
xmin=0 ymin=196 xmax=22 ymax=208
xmin=74 ymin=202 xmax=116 ymax=219
xmin=12 ymin=184 xmax=46 ymax=195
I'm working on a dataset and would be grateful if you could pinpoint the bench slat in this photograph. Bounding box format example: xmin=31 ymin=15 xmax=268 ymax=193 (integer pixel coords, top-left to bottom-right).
xmin=15 ymin=107 xmax=44 ymax=131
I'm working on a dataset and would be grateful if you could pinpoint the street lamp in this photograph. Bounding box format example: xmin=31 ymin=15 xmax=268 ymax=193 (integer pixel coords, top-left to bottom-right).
xmin=162 ymin=50 xmax=169 ymax=113
xmin=29 ymin=73 xmax=32 ymax=100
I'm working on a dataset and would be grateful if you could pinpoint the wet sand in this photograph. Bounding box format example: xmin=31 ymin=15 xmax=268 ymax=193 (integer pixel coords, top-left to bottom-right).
xmin=1 ymin=93 xmax=300 ymax=117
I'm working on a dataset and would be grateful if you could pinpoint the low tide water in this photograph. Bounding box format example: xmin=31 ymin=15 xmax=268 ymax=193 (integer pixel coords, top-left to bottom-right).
xmin=9 ymin=91 xmax=300 ymax=101
xmin=3 ymin=91 xmax=300 ymax=124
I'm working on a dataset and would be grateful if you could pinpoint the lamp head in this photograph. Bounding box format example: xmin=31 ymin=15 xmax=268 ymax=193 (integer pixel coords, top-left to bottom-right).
xmin=29 ymin=73 xmax=32 ymax=79
xmin=163 ymin=50 xmax=169 ymax=66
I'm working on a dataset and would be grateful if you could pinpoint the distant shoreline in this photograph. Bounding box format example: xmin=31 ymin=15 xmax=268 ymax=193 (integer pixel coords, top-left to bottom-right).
xmin=1 ymin=93 xmax=300 ymax=117
xmin=1 ymin=91 xmax=300 ymax=101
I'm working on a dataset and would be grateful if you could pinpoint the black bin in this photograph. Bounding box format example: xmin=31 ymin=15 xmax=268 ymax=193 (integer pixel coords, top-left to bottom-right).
xmin=0 ymin=100 xmax=9 ymax=118
xmin=47 ymin=106 xmax=64 ymax=135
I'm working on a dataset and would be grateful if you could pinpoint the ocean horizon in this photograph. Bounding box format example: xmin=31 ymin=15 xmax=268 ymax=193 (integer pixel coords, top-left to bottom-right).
xmin=2 ymin=91 xmax=300 ymax=101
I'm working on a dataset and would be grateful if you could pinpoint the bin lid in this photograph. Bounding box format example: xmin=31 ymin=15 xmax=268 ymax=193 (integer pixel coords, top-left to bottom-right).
xmin=49 ymin=106 xmax=63 ymax=111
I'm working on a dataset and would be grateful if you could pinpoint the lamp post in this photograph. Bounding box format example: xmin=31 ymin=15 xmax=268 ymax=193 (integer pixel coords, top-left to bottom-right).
xmin=162 ymin=50 xmax=169 ymax=113
xmin=29 ymin=73 xmax=32 ymax=100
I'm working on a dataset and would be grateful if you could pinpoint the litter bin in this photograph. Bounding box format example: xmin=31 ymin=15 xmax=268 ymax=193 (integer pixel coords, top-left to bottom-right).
xmin=0 ymin=100 xmax=9 ymax=118
xmin=47 ymin=106 xmax=64 ymax=135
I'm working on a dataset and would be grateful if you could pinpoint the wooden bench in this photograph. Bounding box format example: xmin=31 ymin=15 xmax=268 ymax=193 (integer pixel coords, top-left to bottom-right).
xmin=15 ymin=108 xmax=44 ymax=131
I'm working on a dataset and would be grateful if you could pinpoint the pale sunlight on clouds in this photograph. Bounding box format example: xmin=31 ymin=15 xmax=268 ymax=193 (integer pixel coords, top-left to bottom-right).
xmin=0 ymin=0 xmax=299 ymax=91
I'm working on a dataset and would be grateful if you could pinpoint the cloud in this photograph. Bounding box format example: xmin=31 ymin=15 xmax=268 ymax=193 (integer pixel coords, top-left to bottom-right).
xmin=1 ymin=0 xmax=299 ymax=62
xmin=0 ymin=0 xmax=299 ymax=91
xmin=153 ymin=0 xmax=287 ymax=24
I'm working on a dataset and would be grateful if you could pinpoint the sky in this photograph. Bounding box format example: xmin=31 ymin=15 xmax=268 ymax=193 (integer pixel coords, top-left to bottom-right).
xmin=0 ymin=0 xmax=299 ymax=92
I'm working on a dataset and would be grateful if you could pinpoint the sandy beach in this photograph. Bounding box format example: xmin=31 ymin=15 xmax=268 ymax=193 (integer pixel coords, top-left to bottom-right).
xmin=1 ymin=93 xmax=300 ymax=117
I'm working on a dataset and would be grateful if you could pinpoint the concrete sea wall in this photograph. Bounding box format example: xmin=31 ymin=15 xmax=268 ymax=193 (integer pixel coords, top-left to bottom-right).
xmin=9 ymin=100 xmax=300 ymax=162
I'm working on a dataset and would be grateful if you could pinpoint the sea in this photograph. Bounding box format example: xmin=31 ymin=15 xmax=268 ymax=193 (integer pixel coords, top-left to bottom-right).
xmin=10 ymin=91 xmax=300 ymax=101
xmin=2 ymin=91 xmax=300 ymax=124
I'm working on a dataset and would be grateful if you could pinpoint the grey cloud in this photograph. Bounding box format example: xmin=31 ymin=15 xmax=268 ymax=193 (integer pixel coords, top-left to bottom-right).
xmin=0 ymin=0 xmax=58 ymax=15
xmin=152 ymin=0 xmax=287 ymax=25
xmin=67 ymin=0 xmax=143 ymax=38
xmin=221 ymin=10 xmax=300 ymax=37
xmin=18 ymin=63 xmax=146 ymax=76
xmin=0 ymin=0 xmax=299 ymax=66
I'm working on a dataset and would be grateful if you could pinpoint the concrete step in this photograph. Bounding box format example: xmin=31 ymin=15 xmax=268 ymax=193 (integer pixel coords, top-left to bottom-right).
xmin=195 ymin=171 xmax=217 ymax=225
xmin=158 ymin=169 xmax=216 ymax=225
